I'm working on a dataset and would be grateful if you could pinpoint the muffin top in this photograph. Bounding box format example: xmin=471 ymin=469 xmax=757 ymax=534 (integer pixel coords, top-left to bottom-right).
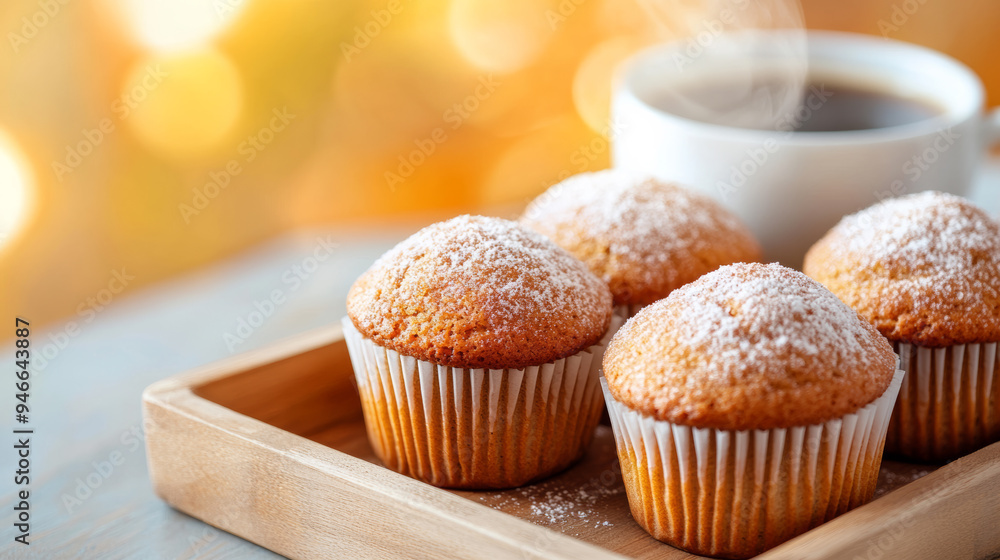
xmin=347 ymin=215 xmax=613 ymax=370
xmin=520 ymin=171 xmax=761 ymax=308
xmin=804 ymin=191 xmax=1000 ymax=347
xmin=603 ymin=263 xmax=896 ymax=430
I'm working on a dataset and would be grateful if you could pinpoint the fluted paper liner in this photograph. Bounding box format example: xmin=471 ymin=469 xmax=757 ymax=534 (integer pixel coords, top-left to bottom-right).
xmin=887 ymin=341 xmax=999 ymax=462
xmin=602 ymin=368 xmax=904 ymax=559
xmin=342 ymin=314 xmax=623 ymax=489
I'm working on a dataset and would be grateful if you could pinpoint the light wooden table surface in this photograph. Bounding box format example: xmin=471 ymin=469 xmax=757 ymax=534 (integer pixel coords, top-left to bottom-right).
xmin=1 ymin=170 xmax=997 ymax=560
xmin=0 ymin=225 xmax=409 ymax=560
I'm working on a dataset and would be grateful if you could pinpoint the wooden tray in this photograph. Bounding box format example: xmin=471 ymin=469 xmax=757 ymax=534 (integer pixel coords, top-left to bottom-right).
xmin=143 ymin=324 xmax=1000 ymax=560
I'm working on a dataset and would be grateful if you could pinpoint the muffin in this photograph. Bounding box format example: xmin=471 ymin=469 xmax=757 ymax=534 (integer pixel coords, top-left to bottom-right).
xmin=602 ymin=263 xmax=903 ymax=559
xmin=344 ymin=215 xmax=615 ymax=489
xmin=804 ymin=191 xmax=1000 ymax=462
xmin=521 ymin=170 xmax=761 ymax=318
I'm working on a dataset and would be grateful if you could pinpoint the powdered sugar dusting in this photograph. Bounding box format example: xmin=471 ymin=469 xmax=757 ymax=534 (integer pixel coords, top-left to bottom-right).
xmin=517 ymin=485 xmax=619 ymax=525
xmin=521 ymin=170 xmax=760 ymax=304
xmin=605 ymin=263 xmax=897 ymax=429
xmin=657 ymin=263 xmax=876 ymax=372
xmin=469 ymin=426 xmax=623 ymax=535
xmin=821 ymin=191 xmax=1000 ymax=311
xmin=475 ymin=484 xmax=619 ymax=536
xmin=348 ymin=215 xmax=612 ymax=368
xmin=362 ymin=215 xmax=602 ymax=324
xmin=874 ymin=464 xmax=933 ymax=498
xmin=524 ymin=170 xmax=740 ymax=251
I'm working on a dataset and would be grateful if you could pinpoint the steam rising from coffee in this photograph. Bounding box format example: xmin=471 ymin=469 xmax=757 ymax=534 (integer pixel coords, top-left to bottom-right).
xmin=635 ymin=0 xmax=808 ymax=130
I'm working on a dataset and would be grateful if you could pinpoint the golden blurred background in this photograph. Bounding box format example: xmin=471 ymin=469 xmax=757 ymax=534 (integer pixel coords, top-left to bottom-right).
xmin=1 ymin=0 xmax=999 ymax=328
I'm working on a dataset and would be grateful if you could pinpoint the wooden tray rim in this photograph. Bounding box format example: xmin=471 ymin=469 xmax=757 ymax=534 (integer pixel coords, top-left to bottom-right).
xmin=143 ymin=323 xmax=1000 ymax=560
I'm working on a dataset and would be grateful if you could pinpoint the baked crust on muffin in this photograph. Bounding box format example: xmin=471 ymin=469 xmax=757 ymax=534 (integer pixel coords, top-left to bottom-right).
xmin=520 ymin=170 xmax=762 ymax=308
xmin=347 ymin=215 xmax=613 ymax=370
xmin=804 ymin=191 xmax=1000 ymax=347
xmin=603 ymin=262 xmax=896 ymax=430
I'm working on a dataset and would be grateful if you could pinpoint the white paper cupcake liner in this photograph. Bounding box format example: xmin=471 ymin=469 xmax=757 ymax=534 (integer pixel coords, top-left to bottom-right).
xmin=342 ymin=316 xmax=619 ymax=489
xmin=601 ymin=368 xmax=904 ymax=559
xmin=887 ymin=341 xmax=999 ymax=462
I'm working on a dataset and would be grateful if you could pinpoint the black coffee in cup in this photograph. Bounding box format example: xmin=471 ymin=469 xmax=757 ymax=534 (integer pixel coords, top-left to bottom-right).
xmin=653 ymin=78 xmax=943 ymax=132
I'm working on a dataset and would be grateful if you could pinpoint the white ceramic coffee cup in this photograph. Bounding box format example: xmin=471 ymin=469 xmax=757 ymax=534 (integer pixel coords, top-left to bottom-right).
xmin=612 ymin=30 xmax=1000 ymax=266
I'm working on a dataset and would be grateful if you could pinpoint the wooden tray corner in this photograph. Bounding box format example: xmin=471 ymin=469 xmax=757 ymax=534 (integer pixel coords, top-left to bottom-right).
xmin=143 ymin=325 xmax=1000 ymax=560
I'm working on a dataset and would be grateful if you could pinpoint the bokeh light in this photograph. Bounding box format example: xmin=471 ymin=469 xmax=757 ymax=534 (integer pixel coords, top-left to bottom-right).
xmin=4 ymin=0 xmax=1000 ymax=330
xmin=448 ymin=0 xmax=554 ymax=74
xmin=331 ymin=41 xmax=472 ymax=154
xmin=573 ymin=36 xmax=643 ymax=133
xmin=0 ymin=132 xmax=34 ymax=250
xmin=116 ymin=0 xmax=247 ymax=52
xmin=480 ymin=116 xmax=593 ymax=207
xmin=122 ymin=48 xmax=244 ymax=161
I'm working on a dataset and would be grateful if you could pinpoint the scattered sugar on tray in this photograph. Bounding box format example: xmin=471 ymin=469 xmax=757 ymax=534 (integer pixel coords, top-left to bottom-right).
xmin=477 ymin=477 xmax=622 ymax=527
xmin=522 ymin=484 xmax=621 ymax=526
xmin=874 ymin=466 xmax=933 ymax=498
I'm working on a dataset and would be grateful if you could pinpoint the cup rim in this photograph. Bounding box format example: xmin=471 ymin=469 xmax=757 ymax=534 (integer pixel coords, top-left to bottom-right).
xmin=615 ymin=30 xmax=984 ymax=145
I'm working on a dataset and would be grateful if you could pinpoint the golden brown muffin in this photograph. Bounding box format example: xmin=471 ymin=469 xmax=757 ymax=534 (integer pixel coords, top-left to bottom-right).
xmin=348 ymin=214 xmax=613 ymax=370
xmin=520 ymin=170 xmax=761 ymax=309
xmin=344 ymin=215 xmax=616 ymax=489
xmin=804 ymin=191 xmax=1000 ymax=347
xmin=604 ymin=262 xmax=896 ymax=430
xmin=600 ymin=262 xmax=903 ymax=558
xmin=804 ymin=191 xmax=1000 ymax=462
